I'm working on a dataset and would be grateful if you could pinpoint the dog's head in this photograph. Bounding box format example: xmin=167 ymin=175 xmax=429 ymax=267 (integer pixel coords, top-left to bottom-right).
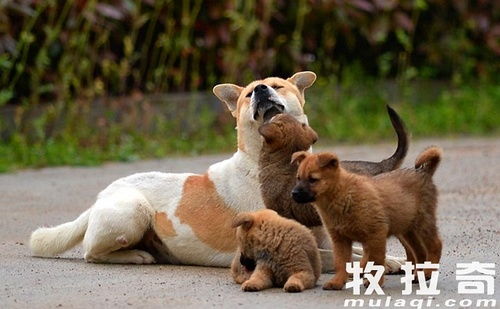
xmin=258 ymin=114 xmax=318 ymax=153
xmin=290 ymin=151 xmax=340 ymax=203
xmin=213 ymin=72 xmax=316 ymax=155
xmin=231 ymin=209 xmax=280 ymax=245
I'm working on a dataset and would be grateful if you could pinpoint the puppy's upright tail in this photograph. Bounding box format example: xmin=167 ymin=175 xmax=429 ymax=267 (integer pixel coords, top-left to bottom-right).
xmin=30 ymin=208 xmax=90 ymax=257
xmin=379 ymin=105 xmax=409 ymax=171
xmin=415 ymin=146 xmax=443 ymax=176
xmin=340 ymin=105 xmax=409 ymax=176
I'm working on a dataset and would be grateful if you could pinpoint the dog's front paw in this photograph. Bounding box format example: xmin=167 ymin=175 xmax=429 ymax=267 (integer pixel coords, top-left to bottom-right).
xmin=385 ymin=256 xmax=405 ymax=274
xmin=242 ymin=280 xmax=265 ymax=292
xmin=130 ymin=250 xmax=156 ymax=264
xmin=284 ymin=279 xmax=305 ymax=293
xmin=323 ymin=277 xmax=345 ymax=290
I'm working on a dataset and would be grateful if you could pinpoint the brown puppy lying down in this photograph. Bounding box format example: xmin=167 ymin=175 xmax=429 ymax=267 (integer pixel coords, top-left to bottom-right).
xmin=258 ymin=106 xmax=408 ymax=228
xmin=291 ymin=147 xmax=443 ymax=290
xmin=231 ymin=209 xmax=321 ymax=292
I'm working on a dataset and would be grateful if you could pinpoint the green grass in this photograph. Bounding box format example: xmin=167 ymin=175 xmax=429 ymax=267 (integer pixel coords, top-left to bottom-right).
xmin=0 ymin=80 xmax=498 ymax=172
xmin=307 ymin=81 xmax=499 ymax=143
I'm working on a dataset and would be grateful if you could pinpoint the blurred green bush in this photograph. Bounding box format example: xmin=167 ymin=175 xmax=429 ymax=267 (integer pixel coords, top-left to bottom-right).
xmin=0 ymin=0 xmax=498 ymax=104
xmin=0 ymin=0 xmax=498 ymax=171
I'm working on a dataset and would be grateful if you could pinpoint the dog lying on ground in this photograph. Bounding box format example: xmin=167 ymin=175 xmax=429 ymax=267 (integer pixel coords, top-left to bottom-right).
xmin=291 ymin=147 xmax=443 ymax=290
xmin=29 ymin=71 xmax=406 ymax=272
xmin=231 ymin=209 xmax=321 ymax=292
xmin=258 ymin=107 xmax=408 ymax=228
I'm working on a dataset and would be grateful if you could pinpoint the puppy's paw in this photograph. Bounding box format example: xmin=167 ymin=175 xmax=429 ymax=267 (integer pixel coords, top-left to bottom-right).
xmin=284 ymin=279 xmax=305 ymax=293
xmin=241 ymin=280 xmax=264 ymax=292
xmin=234 ymin=274 xmax=250 ymax=284
xmin=323 ymin=278 xmax=345 ymax=290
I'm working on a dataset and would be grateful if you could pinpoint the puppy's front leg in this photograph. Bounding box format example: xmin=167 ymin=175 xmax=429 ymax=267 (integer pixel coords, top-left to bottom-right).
xmin=231 ymin=252 xmax=252 ymax=284
xmin=323 ymin=233 xmax=352 ymax=290
xmin=241 ymin=262 xmax=273 ymax=292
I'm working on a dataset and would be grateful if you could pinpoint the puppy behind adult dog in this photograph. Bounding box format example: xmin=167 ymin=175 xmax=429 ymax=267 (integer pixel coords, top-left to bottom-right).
xmin=258 ymin=106 xmax=409 ymax=228
xmin=291 ymin=147 xmax=443 ymax=290
xmin=231 ymin=209 xmax=321 ymax=292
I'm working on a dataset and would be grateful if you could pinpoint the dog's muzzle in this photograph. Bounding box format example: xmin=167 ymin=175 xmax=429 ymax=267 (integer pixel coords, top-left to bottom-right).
xmin=252 ymin=84 xmax=285 ymax=122
xmin=291 ymin=187 xmax=316 ymax=203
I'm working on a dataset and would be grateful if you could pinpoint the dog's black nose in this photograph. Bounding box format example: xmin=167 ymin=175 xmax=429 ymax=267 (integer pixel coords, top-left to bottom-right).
xmin=292 ymin=188 xmax=315 ymax=203
xmin=254 ymin=84 xmax=269 ymax=94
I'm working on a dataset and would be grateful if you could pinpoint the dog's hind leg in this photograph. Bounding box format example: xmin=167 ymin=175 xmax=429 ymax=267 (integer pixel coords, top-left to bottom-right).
xmin=403 ymin=231 xmax=427 ymax=264
xmin=83 ymin=188 xmax=155 ymax=264
xmin=415 ymin=224 xmax=442 ymax=280
xmin=284 ymin=270 xmax=316 ymax=292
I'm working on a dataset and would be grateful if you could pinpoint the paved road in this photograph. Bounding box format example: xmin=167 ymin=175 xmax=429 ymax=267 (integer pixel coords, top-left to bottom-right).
xmin=1 ymin=138 xmax=499 ymax=308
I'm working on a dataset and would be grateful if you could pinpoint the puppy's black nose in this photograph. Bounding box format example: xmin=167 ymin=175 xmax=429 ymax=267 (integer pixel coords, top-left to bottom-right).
xmin=254 ymin=84 xmax=269 ymax=95
xmin=292 ymin=188 xmax=315 ymax=203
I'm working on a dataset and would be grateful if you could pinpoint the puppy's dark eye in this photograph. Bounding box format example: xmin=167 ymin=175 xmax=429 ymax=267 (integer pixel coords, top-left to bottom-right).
xmin=246 ymin=91 xmax=252 ymax=98
xmin=271 ymin=85 xmax=283 ymax=90
xmin=309 ymin=177 xmax=319 ymax=184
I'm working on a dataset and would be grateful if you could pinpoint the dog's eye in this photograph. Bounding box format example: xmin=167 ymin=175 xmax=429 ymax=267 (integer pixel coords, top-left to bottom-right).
xmin=309 ymin=177 xmax=319 ymax=184
xmin=245 ymin=91 xmax=252 ymax=98
xmin=271 ymin=85 xmax=283 ymax=90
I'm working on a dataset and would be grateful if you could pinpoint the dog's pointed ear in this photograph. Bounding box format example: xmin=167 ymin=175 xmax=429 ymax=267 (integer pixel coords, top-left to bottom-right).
xmin=317 ymin=152 xmax=339 ymax=169
xmin=232 ymin=213 xmax=254 ymax=230
xmin=213 ymin=84 xmax=243 ymax=117
xmin=287 ymin=71 xmax=317 ymax=93
xmin=258 ymin=123 xmax=281 ymax=145
xmin=291 ymin=151 xmax=309 ymax=166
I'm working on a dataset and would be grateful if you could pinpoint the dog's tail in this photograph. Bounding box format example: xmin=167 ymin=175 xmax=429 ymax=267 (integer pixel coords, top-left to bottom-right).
xmin=378 ymin=105 xmax=409 ymax=171
xmin=30 ymin=208 xmax=90 ymax=257
xmin=415 ymin=146 xmax=442 ymax=176
xmin=341 ymin=105 xmax=409 ymax=176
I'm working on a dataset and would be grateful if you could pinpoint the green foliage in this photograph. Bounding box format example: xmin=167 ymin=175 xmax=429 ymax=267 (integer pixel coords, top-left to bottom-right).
xmin=0 ymin=0 xmax=498 ymax=104
xmin=307 ymin=79 xmax=500 ymax=144
xmin=0 ymin=1 xmax=498 ymax=171
xmin=0 ymin=78 xmax=498 ymax=172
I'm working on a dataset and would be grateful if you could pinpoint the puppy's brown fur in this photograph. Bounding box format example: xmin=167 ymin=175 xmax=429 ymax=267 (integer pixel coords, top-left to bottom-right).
xmin=258 ymin=106 xmax=409 ymax=228
xmin=292 ymin=147 xmax=443 ymax=290
xmin=258 ymin=114 xmax=321 ymax=227
xmin=231 ymin=209 xmax=321 ymax=292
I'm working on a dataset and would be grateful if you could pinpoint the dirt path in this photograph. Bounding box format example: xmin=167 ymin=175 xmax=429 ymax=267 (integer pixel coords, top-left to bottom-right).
xmin=1 ymin=137 xmax=499 ymax=308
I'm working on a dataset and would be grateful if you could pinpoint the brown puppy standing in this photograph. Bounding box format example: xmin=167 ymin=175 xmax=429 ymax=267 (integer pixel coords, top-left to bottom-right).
xmin=258 ymin=106 xmax=409 ymax=228
xmin=291 ymin=147 xmax=443 ymax=290
xmin=231 ymin=209 xmax=321 ymax=292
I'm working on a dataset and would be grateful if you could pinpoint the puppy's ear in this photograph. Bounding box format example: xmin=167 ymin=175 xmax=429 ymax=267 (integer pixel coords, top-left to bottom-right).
xmin=258 ymin=123 xmax=281 ymax=144
xmin=291 ymin=151 xmax=309 ymax=166
xmin=213 ymin=84 xmax=243 ymax=117
xmin=232 ymin=213 xmax=254 ymax=230
xmin=317 ymin=153 xmax=339 ymax=169
xmin=287 ymin=71 xmax=317 ymax=93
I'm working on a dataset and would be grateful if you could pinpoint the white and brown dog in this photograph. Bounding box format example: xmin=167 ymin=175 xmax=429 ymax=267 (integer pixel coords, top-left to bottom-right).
xmin=29 ymin=72 xmax=405 ymax=271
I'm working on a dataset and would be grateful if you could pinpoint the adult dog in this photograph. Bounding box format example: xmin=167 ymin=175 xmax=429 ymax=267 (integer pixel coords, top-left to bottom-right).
xmin=30 ymin=72 xmax=405 ymax=271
